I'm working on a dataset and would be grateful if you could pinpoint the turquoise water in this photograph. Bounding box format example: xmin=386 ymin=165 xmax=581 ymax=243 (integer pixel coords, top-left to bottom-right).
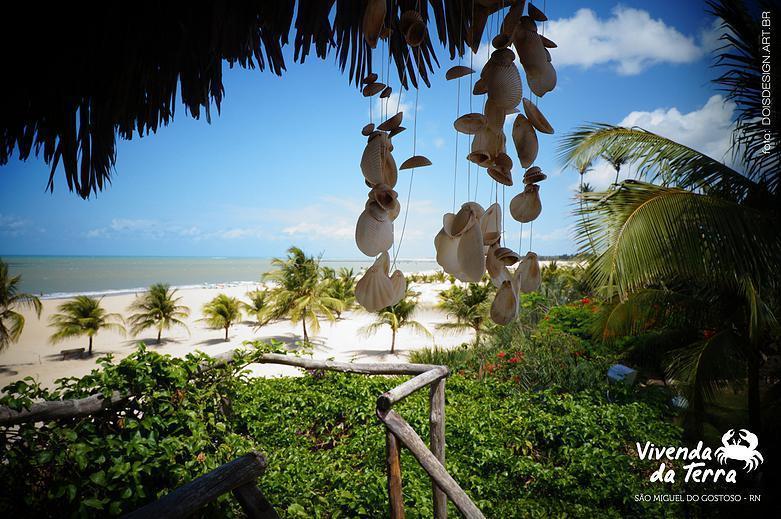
xmin=1 ymin=256 xmax=440 ymax=298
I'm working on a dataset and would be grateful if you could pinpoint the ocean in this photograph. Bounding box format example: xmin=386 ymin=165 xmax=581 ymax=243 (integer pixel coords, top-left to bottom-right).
xmin=2 ymin=256 xmax=441 ymax=299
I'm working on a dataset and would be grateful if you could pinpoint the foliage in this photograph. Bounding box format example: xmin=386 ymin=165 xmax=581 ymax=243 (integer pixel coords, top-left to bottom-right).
xmin=0 ymin=345 xmax=682 ymax=518
xmin=126 ymin=283 xmax=190 ymax=343
xmin=49 ymin=296 xmax=126 ymax=354
xmin=359 ymin=291 xmax=431 ymax=353
xmin=544 ymin=298 xmax=598 ymax=340
xmin=0 ymin=259 xmax=42 ymax=352
xmin=200 ymin=294 xmax=242 ymax=341
xmin=242 ymin=290 xmax=271 ymax=328
xmin=263 ymin=247 xmax=343 ymax=342
xmin=436 ymin=282 xmax=493 ymax=344
xmin=322 ymin=267 xmax=356 ymax=318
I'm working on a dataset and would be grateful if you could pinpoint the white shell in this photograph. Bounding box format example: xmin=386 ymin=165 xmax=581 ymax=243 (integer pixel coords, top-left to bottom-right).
xmin=435 ymin=203 xmax=487 ymax=281
xmin=356 ymin=252 xmax=406 ymax=311
xmin=360 ymin=133 xmax=390 ymax=185
xmin=486 ymin=245 xmax=512 ymax=288
xmin=480 ymin=203 xmax=501 ymax=238
xmin=513 ymin=251 xmax=542 ymax=293
xmin=457 ymin=217 xmax=486 ymax=282
xmin=522 ymin=98 xmax=554 ymax=134
xmin=454 ymin=113 xmax=487 ymax=135
xmin=509 ymin=184 xmax=542 ymax=223
xmin=491 ymin=280 xmax=518 ymax=325
xmin=511 ymin=114 xmax=538 ymax=168
xmin=527 ymin=63 xmax=557 ymax=97
xmin=355 ymin=207 xmax=393 ymax=256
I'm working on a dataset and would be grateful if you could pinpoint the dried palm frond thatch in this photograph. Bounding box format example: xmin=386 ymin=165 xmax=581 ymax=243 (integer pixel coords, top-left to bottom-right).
xmin=0 ymin=0 xmax=496 ymax=198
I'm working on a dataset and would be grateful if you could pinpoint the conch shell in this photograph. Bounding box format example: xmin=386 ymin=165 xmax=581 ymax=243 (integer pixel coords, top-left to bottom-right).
xmin=510 ymin=183 xmax=542 ymax=223
xmin=356 ymin=252 xmax=406 ymax=312
xmin=362 ymin=0 xmax=386 ymax=48
xmin=513 ymin=251 xmax=542 ymax=293
xmin=511 ymin=114 xmax=538 ymax=168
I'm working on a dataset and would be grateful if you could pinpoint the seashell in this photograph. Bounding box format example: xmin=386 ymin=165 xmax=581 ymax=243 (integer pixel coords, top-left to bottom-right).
xmin=361 ymin=133 xmax=390 ymax=185
xmin=454 ymin=113 xmax=487 ymax=135
xmin=509 ymin=183 xmax=542 ymax=223
xmin=545 ymin=48 xmax=551 ymax=62
xmin=380 ymin=26 xmax=392 ymax=40
xmin=514 ymin=29 xmax=548 ymax=72
xmin=356 ymin=252 xmax=406 ymax=311
xmin=528 ymin=3 xmax=548 ymax=22
xmin=487 ymin=167 xmax=513 ymax=186
xmin=363 ymin=0 xmax=386 ymax=48
xmin=495 ymin=247 xmax=521 ymax=266
xmin=399 ymin=155 xmax=432 ymax=170
xmin=457 ymin=216 xmax=486 ymax=282
xmin=362 ymin=123 xmax=375 ymax=136
xmin=501 ymin=1 xmax=525 ymax=36
xmin=485 ymin=64 xmax=522 ymax=110
xmin=540 ymin=35 xmax=557 ymax=48
xmin=483 ymin=99 xmax=506 ymax=134
xmin=473 ymin=78 xmax=488 ymax=95
xmin=523 ymin=166 xmax=547 ymax=184
xmin=389 ymin=126 xmax=406 ymax=138
xmin=486 ymin=245 xmax=512 ymax=288
xmin=520 ymin=16 xmax=537 ymax=32
xmin=383 ymin=151 xmax=398 ymax=188
xmin=365 ymin=199 xmax=389 ymax=221
xmin=362 ymin=73 xmax=379 ymax=85
xmin=446 ymin=65 xmax=475 ymax=80
xmin=378 ymin=112 xmax=403 ymax=131
xmin=490 ymin=281 xmax=518 ymax=325
xmin=380 ymin=86 xmax=393 ymax=98
xmin=522 ymin=98 xmax=554 ymax=134
xmin=434 ymin=227 xmax=464 ymax=279
xmin=480 ymin=203 xmax=501 ymax=238
xmin=513 ymin=251 xmax=542 ymax=293
xmin=355 ymin=207 xmax=393 ymax=256
xmin=483 ymin=231 xmax=501 ymax=247
xmin=526 ymin=63 xmax=557 ymax=97
xmin=369 ymin=183 xmax=398 ymax=211
xmin=386 ymin=198 xmax=401 ymax=221
xmin=363 ymin=82 xmax=386 ymax=97
xmin=489 ymin=48 xmax=517 ymax=66
xmin=400 ymin=10 xmax=426 ymax=47
xmin=511 ymin=114 xmax=539 ymax=168
xmin=494 ymin=152 xmax=513 ymax=171
xmin=492 ymin=33 xmax=512 ymax=49
xmin=447 ymin=203 xmax=479 ymax=237
xmin=467 ymin=127 xmax=498 ymax=166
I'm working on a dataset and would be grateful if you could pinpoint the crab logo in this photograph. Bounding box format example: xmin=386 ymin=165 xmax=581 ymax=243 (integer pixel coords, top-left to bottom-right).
xmin=715 ymin=429 xmax=764 ymax=472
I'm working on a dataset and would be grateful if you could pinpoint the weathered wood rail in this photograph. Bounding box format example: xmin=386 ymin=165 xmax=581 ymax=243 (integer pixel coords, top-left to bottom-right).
xmin=0 ymin=350 xmax=485 ymax=518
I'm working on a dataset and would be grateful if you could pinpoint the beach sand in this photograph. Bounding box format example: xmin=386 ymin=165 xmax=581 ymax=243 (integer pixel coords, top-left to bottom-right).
xmin=0 ymin=281 xmax=472 ymax=390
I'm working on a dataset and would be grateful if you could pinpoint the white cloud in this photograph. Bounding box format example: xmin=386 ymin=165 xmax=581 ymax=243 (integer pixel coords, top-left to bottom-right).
xmin=0 ymin=214 xmax=30 ymax=236
xmin=577 ymin=95 xmax=736 ymax=190
xmin=86 ymin=218 xmax=204 ymax=240
xmin=374 ymin=91 xmax=415 ymax=120
xmin=547 ymin=7 xmax=704 ymax=75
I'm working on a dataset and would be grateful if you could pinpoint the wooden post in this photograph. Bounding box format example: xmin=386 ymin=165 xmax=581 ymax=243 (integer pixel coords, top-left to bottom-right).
xmin=232 ymin=482 xmax=280 ymax=518
xmin=430 ymin=379 xmax=447 ymax=519
xmin=386 ymin=428 xmax=405 ymax=519
xmin=379 ymin=410 xmax=485 ymax=519
xmin=377 ymin=367 xmax=449 ymax=411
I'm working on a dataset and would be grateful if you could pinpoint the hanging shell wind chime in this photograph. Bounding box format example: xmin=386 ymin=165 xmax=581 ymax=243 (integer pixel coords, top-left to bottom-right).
xmin=354 ymin=3 xmax=432 ymax=313
xmin=435 ymin=0 xmax=558 ymax=324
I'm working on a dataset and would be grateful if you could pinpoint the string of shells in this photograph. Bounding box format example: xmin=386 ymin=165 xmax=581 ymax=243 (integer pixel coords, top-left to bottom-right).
xmin=355 ymin=2 xmax=432 ymax=313
xmin=436 ymin=1 xmax=557 ymax=326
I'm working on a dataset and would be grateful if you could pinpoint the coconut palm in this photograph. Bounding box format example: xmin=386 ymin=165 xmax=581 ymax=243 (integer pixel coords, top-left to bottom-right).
xmin=437 ymin=282 xmax=493 ymax=345
xmin=200 ymin=294 xmax=242 ymax=341
xmin=126 ymin=283 xmax=190 ymax=344
xmin=242 ymin=289 xmax=271 ymax=328
xmin=263 ymin=247 xmax=343 ymax=343
xmin=324 ymin=268 xmax=356 ymax=318
xmin=558 ymin=0 xmax=780 ymax=432
xmin=0 ymin=259 xmax=42 ymax=352
xmin=360 ymin=291 xmax=431 ymax=353
xmin=49 ymin=296 xmax=126 ymax=355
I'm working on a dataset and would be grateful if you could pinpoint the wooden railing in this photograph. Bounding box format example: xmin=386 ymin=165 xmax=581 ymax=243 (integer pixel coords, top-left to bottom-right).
xmin=0 ymin=351 xmax=485 ymax=518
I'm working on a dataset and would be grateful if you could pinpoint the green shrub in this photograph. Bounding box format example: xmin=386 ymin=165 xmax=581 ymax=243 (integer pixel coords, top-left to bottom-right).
xmin=1 ymin=345 xmax=683 ymax=517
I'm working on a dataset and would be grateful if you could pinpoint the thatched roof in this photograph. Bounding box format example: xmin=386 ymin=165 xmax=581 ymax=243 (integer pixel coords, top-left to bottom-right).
xmin=0 ymin=1 xmax=501 ymax=198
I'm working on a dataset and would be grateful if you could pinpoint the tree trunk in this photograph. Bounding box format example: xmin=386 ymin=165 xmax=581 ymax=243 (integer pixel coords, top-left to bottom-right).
xmin=391 ymin=328 xmax=396 ymax=354
xmin=88 ymin=336 xmax=93 ymax=355
xmin=474 ymin=326 xmax=480 ymax=346
xmin=157 ymin=329 xmax=162 ymax=344
xmin=302 ymin=319 xmax=308 ymax=343
xmin=748 ymin=351 xmax=762 ymax=432
xmin=224 ymin=326 xmax=229 ymax=342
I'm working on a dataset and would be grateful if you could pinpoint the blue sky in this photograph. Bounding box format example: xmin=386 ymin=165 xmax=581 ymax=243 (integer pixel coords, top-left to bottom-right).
xmin=0 ymin=0 xmax=732 ymax=259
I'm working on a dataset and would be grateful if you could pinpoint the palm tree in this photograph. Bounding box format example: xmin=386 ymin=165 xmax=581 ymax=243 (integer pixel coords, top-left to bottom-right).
xmin=242 ymin=289 xmax=271 ymax=328
xmin=437 ymin=283 xmax=493 ymax=345
xmin=324 ymin=268 xmax=356 ymax=318
xmin=558 ymin=0 xmax=780 ymax=432
xmin=263 ymin=247 xmax=343 ymax=343
xmin=0 ymin=259 xmax=42 ymax=352
xmin=126 ymin=283 xmax=190 ymax=343
xmin=49 ymin=296 xmax=126 ymax=355
xmin=200 ymin=294 xmax=242 ymax=341
xmin=360 ymin=291 xmax=431 ymax=353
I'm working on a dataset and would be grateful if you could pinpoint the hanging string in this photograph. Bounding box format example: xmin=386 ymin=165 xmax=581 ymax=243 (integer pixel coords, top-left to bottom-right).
xmin=519 ymin=222 xmax=523 ymax=252
xmin=529 ymin=220 xmax=534 ymax=251
xmin=502 ymin=184 xmax=506 ymax=245
xmin=453 ymin=76 xmax=461 ymax=213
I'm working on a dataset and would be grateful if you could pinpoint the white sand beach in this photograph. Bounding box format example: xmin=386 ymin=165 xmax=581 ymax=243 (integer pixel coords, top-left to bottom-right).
xmin=0 ymin=280 xmax=472 ymax=390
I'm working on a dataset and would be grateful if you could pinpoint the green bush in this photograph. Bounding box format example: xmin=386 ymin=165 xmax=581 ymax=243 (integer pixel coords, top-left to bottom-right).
xmin=1 ymin=345 xmax=683 ymax=517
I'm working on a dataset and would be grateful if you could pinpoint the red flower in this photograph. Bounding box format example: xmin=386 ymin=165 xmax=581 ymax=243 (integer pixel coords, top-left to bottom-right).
xmin=497 ymin=352 xmax=506 ymax=358
xmin=703 ymin=329 xmax=716 ymax=339
xmin=512 ymin=375 xmax=520 ymax=383
xmin=581 ymin=297 xmax=591 ymax=304
xmin=509 ymin=356 xmax=520 ymax=363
